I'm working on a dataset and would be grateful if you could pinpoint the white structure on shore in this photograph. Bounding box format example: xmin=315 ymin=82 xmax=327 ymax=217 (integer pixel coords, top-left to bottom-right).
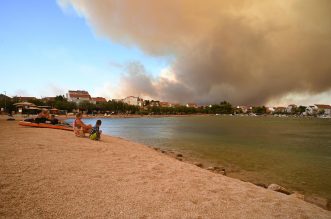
xmin=286 ymin=104 xmax=297 ymax=114
xmin=122 ymin=96 xmax=144 ymax=107
xmin=315 ymin=104 xmax=331 ymax=116
xmin=66 ymin=90 xmax=92 ymax=104
xmin=305 ymin=105 xmax=318 ymax=115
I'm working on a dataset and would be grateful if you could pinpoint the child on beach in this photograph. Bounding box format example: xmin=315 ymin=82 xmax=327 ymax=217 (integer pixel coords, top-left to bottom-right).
xmin=49 ymin=114 xmax=59 ymax=125
xmin=73 ymin=113 xmax=92 ymax=137
xmin=89 ymin=120 xmax=102 ymax=140
xmin=35 ymin=109 xmax=50 ymax=123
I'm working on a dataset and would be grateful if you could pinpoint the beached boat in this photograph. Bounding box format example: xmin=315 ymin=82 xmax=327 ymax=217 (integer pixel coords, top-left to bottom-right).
xmin=18 ymin=121 xmax=73 ymax=131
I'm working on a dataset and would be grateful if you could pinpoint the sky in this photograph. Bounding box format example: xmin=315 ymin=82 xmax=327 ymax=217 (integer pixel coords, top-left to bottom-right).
xmin=0 ymin=0 xmax=171 ymax=99
xmin=1 ymin=0 xmax=331 ymax=106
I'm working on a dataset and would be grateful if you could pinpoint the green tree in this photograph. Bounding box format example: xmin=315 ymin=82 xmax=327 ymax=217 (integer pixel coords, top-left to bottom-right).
xmin=54 ymin=100 xmax=76 ymax=112
xmin=78 ymin=100 xmax=95 ymax=113
xmin=0 ymin=94 xmax=13 ymax=113
xmin=297 ymin=106 xmax=307 ymax=114
xmin=54 ymin=95 xmax=66 ymax=102
xmin=29 ymin=98 xmax=44 ymax=106
xmin=252 ymin=106 xmax=267 ymax=115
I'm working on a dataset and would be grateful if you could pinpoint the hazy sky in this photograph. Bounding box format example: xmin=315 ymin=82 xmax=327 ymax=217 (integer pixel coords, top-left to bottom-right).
xmin=1 ymin=0 xmax=331 ymax=106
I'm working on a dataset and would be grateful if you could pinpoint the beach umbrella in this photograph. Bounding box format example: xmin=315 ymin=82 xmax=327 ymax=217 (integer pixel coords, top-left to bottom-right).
xmin=38 ymin=106 xmax=51 ymax=109
xmin=24 ymin=106 xmax=41 ymax=115
xmin=50 ymin=108 xmax=59 ymax=113
xmin=13 ymin=102 xmax=36 ymax=107
xmin=26 ymin=107 xmax=41 ymax=110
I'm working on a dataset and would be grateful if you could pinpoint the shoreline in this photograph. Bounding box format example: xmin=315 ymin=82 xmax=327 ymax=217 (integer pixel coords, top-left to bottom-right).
xmin=5 ymin=114 xmax=330 ymax=204
xmin=62 ymin=115 xmax=331 ymax=206
xmin=1 ymin=119 xmax=330 ymax=218
xmin=4 ymin=113 xmax=330 ymax=121
xmin=151 ymin=146 xmax=331 ymax=210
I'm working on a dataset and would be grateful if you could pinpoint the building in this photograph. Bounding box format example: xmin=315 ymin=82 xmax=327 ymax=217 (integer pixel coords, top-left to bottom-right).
xmin=160 ymin=102 xmax=171 ymax=107
xmin=274 ymin=107 xmax=287 ymax=114
xmin=315 ymin=104 xmax=331 ymax=116
xmin=305 ymin=105 xmax=318 ymax=115
xmin=66 ymin=90 xmax=91 ymax=104
xmin=160 ymin=102 xmax=181 ymax=108
xmin=186 ymin=103 xmax=198 ymax=108
xmin=91 ymin=97 xmax=107 ymax=104
xmin=171 ymin=103 xmax=181 ymax=108
xmin=112 ymin=99 xmax=123 ymax=103
xmin=13 ymin=102 xmax=38 ymax=114
xmin=286 ymin=104 xmax=297 ymax=114
xmin=236 ymin=106 xmax=251 ymax=114
xmin=266 ymin=107 xmax=275 ymax=114
xmin=143 ymin=100 xmax=160 ymax=107
xmin=18 ymin=97 xmax=37 ymax=102
xmin=41 ymin=97 xmax=56 ymax=103
xmin=149 ymin=100 xmax=160 ymax=107
xmin=42 ymin=97 xmax=56 ymax=101
xmin=122 ymin=96 xmax=144 ymax=107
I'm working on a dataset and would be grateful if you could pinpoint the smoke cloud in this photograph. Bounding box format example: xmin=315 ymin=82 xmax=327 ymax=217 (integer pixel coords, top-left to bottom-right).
xmin=60 ymin=0 xmax=331 ymax=104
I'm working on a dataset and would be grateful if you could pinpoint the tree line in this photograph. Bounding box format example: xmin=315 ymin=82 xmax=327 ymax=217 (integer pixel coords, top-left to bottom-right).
xmin=0 ymin=95 xmax=309 ymax=115
xmin=0 ymin=95 xmax=236 ymax=115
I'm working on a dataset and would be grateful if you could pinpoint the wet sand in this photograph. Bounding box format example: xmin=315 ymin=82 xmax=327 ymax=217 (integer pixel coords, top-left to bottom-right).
xmin=0 ymin=119 xmax=330 ymax=218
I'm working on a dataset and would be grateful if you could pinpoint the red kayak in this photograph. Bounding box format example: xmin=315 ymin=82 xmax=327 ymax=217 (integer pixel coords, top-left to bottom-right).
xmin=19 ymin=121 xmax=73 ymax=131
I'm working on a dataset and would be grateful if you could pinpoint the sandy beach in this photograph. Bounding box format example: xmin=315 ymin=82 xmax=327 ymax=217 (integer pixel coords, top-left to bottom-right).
xmin=0 ymin=119 xmax=330 ymax=218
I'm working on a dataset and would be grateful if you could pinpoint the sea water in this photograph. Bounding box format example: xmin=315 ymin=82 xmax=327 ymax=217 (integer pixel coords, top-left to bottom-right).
xmin=67 ymin=116 xmax=331 ymax=199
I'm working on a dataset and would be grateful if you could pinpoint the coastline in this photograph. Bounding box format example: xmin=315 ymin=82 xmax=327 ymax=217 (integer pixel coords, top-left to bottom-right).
xmin=153 ymin=146 xmax=331 ymax=210
xmin=58 ymin=113 xmax=211 ymax=120
xmin=5 ymin=112 xmax=330 ymax=122
xmin=1 ymin=119 xmax=330 ymax=218
xmin=63 ymin=114 xmax=331 ymax=204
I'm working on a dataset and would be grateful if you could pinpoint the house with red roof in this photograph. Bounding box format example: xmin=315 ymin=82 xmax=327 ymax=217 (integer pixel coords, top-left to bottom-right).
xmin=274 ymin=107 xmax=287 ymax=114
xmin=315 ymin=104 xmax=331 ymax=116
xmin=160 ymin=102 xmax=171 ymax=107
xmin=66 ymin=90 xmax=92 ymax=104
xmin=91 ymin=97 xmax=107 ymax=104
xmin=18 ymin=96 xmax=37 ymax=102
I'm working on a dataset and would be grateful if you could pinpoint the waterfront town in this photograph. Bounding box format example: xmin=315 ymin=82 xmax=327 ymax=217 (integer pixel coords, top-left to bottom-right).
xmin=1 ymin=90 xmax=330 ymax=117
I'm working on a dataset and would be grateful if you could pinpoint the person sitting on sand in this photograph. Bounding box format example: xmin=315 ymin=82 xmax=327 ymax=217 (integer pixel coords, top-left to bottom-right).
xmin=73 ymin=112 xmax=92 ymax=137
xmin=35 ymin=109 xmax=50 ymax=123
xmin=49 ymin=114 xmax=59 ymax=125
xmin=89 ymin=120 xmax=102 ymax=140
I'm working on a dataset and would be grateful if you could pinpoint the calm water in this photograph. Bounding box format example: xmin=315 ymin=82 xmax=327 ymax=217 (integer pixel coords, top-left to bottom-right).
xmin=68 ymin=116 xmax=331 ymax=199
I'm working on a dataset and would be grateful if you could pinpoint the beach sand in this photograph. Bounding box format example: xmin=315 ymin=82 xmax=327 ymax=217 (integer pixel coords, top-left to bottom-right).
xmin=1 ymin=119 xmax=330 ymax=218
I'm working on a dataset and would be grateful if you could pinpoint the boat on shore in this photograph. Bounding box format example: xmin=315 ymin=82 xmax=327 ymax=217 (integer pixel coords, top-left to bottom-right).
xmin=18 ymin=121 xmax=73 ymax=131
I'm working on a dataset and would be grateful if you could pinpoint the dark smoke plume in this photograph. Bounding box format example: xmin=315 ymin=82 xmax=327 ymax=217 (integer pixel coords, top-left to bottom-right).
xmin=60 ymin=0 xmax=331 ymax=104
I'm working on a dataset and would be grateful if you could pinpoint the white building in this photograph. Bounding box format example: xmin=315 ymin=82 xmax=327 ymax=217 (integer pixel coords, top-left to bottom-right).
xmin=286 ymin=104 xmax=297 ymax=114
xmin=122 ymin=96 xmax=144 ymax=107
xmin=91 ymin=97 xmax=107 ymax=104
xmin=66 ymin=90 xmax=91 ymax=104
xmin=315 ymin=104 xmax=331 ymax=116
xmin=266 ymin=107 xmax=275 ymax=114
xmin=236 ymin=106 xmax=251 ymax=113
xmin=186 ymin=103 xmax=198 ymax=108
xmin=305 ymin=105 xmax=318 ymax=115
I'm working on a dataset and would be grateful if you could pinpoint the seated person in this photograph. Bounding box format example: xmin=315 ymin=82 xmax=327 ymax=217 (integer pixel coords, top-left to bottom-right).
xmin=35 ymin=109 xmax=50 ymax=123
xmin=73 ymin=112 xmax=92 ymax=137
xmin=49 ymin=114 xmax=59 ymax=125
xmin=89 ymin=120 xmax=102 ymax=140
xmin=24 ymin=118 xmax=35 ymax=123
